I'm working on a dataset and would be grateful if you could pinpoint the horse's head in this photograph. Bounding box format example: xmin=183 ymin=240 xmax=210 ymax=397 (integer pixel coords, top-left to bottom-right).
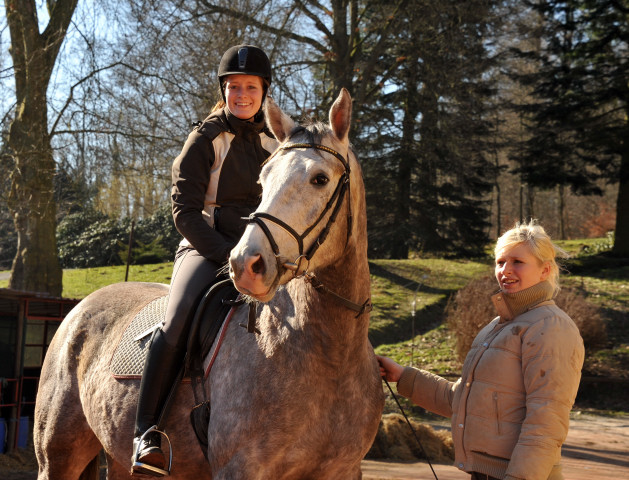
xmin=229 ymin=88 xmax=363 ymax=302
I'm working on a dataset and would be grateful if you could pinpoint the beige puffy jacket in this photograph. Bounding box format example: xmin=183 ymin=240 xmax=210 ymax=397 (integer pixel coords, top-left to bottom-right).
xmin=397 ymin=281 xmax=584 ymax=480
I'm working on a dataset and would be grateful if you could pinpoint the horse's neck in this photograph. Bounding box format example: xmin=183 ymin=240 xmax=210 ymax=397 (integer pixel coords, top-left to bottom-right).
xmin=315 ymin=243 xmax=370 ymax=312
xmin=290 ymin=244 xmax=370 ymax=347
xmin=259 ymin=180 xmax=372 ymax=362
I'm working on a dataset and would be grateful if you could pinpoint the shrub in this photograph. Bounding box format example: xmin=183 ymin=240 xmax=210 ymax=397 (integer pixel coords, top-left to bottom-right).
xmin=56 ymin=203 xmax=181 ymax=268
xmin=0 ymin=216 xmax=16 ymax=270
xmin=133 ymin=204 xmax=180 ymax=259
xmin=554 ymin=288 xmax=607 ymax=350
xmin=446 ymin=276 xmax=607 ymax=362
xmin=445 ymin=276 xmax=497 ymax=362
xmin=57 ymin=209 xmax=130 ymax=268
xmin=118 ymin=237 xmax=171 ymax=265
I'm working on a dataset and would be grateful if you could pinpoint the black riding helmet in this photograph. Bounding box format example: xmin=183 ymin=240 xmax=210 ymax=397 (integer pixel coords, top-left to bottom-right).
xmin=218 ymin=45 xmax=272 ymax=102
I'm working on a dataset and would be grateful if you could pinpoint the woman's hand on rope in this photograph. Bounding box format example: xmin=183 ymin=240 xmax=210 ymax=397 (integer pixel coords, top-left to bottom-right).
xmin=376 ymin=355 xmax=404 ymax=383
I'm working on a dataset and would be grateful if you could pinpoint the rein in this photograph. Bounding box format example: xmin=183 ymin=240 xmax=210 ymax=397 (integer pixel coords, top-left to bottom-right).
xmin=383 ymin=378 xmax=439 ymax=480
xmin=246 ymin=142 xmax=370 ymax=317
xmin=307 ymin=274 xmax=372 ymax=318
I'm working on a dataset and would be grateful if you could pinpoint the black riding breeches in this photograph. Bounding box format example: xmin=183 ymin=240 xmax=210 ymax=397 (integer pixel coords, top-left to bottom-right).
xmin=161 ymin=246 xmax=222 ymax=349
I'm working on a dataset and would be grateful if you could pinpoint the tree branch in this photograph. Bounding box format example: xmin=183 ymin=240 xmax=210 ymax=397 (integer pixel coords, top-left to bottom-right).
xmin=293 ymin=0 xmax=333 ymax=40
xmin=195 ymin=0 xmax=327 ymax=53
xmin=4 ymin=1 xmax=28 ymax=99
xmin=42 ymin=0 xmax=79 ymax=69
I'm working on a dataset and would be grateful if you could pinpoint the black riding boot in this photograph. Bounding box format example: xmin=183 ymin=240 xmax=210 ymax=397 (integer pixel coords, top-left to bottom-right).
xmin=131 ymin=329 xmax=184 ymax=477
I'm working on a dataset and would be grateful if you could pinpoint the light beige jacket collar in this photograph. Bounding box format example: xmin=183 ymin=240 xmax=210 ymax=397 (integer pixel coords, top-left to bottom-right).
xmin=491 ymin=280 xmax=555 ymax=321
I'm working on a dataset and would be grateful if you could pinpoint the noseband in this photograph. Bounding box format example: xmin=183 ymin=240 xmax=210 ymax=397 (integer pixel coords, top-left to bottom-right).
xmin=246 ymin=142 xmax=352 ymax=276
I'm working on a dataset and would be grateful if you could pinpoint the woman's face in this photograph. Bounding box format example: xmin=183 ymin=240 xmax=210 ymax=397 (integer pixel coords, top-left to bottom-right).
xmin=495 ymin=243 xmax=550 ymax=293
xmin=224 ymin=74 xmax=264 ymax=120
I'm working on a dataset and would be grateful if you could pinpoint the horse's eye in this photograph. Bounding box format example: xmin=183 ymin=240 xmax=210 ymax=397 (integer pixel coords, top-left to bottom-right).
xmin=312 ymin=174 xmax=329 ymax=186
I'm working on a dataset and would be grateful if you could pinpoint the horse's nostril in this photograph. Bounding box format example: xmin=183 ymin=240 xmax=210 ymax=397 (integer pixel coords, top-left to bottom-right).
xmin=252 ymin=255 xmax=265 ymax=275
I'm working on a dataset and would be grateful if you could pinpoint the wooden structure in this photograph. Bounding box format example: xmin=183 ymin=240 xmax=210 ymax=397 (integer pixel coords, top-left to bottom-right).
xmin=0 ymin=288 xmax=78 ymax=453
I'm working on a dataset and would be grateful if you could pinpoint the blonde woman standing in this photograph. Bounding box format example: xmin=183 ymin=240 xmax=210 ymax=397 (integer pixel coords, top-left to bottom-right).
xmin=378 ymin=220 xmax=584 ymax=480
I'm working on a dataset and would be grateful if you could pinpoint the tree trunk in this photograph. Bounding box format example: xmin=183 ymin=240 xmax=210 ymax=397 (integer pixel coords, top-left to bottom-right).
xmin=5 ymin=0 xmax=78 ymax=296
xmin=391 ymin=48 xmax=420 ymax=259
xmin=612 ymin=135 xmax=629 ymax=256
xmin=7 ymin=93 xmax=62 ymax=295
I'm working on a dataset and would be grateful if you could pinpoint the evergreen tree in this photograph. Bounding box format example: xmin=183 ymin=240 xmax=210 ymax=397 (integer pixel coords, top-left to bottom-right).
xmin=362 ymin=0 xmax=499 ymax=258
xmin=512 ymin=0 xmax=628 ymax=255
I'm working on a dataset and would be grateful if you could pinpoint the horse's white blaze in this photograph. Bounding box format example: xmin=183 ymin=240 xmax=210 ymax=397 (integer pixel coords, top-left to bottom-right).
xmin=229 ymin=227 xmax=279 ymax=302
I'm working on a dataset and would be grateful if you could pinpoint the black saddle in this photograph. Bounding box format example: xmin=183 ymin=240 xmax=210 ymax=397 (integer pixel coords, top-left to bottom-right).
xmin=186 ymin=277 xmax=240 ymax=367
xmin=184 ymin=277 xmax=241 ymax=458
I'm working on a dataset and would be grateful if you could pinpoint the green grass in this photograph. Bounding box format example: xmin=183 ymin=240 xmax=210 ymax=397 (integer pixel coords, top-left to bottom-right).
xmin=60 ymin=263 xmax=173 ymax=298
xmin=368 ymin=257 xmax=492 ymax=373
xmin=0 ymin=263 xmax=173 ymax=299
xmin=556 ymin=235 xmax=615 ymax=256
xmin=1 ymin=237 xmax=626 ymax=413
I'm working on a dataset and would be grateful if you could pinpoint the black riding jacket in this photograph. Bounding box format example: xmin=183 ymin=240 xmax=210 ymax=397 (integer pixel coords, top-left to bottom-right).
xmin=171 ymin=108 xmax=278 ymax=263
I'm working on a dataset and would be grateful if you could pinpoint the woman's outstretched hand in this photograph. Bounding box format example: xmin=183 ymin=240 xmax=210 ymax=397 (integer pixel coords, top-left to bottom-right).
xmin=376 ymin=355 xmax=404 ymax=383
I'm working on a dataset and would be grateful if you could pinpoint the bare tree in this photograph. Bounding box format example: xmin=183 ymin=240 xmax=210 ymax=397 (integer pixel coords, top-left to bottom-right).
xmin=4 ymin=0 xmax=78 ymax=295
xmin=80 ymin=0 xmax=409 ymax=219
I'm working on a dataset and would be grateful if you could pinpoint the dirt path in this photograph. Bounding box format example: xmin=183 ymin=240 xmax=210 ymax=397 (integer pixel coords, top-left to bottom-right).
xmin=362 ymin=413 xmax=629 ymax=479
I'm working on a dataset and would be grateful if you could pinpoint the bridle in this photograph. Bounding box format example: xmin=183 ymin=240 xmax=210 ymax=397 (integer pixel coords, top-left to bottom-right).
xmin=247 ymin=142 xmax=352 ymax=276
xmin=244 ymin=142 xmax=371 ymax=317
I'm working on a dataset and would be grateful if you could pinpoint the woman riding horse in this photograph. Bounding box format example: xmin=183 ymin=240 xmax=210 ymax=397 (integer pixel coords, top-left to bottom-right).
xmin=132 ymin=44 xmax=278 ymax=476
xmin=34 ymin=88 xmax=384 ymax=480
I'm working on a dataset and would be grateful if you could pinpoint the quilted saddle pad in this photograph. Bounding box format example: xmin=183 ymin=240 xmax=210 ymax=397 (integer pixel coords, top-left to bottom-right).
xmin=110 ymin=294 xmax=168 ymax=378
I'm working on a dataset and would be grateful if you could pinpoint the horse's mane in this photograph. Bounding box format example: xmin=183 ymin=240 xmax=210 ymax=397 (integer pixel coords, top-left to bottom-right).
xmin=262 ymin=123 xmax=333 ymax=169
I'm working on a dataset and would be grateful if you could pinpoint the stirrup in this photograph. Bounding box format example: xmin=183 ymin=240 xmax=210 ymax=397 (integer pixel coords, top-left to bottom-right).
xmin=131 ymin=425 xmax=173 ymax=477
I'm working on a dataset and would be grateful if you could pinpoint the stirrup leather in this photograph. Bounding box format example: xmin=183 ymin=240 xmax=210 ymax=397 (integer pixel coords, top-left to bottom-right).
xmin=131 ymin=426 xmax=173 ymax=477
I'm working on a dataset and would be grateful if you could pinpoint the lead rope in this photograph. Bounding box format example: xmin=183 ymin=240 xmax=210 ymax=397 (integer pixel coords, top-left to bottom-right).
xmin=382 ymin=378 xmax=439 ymax=480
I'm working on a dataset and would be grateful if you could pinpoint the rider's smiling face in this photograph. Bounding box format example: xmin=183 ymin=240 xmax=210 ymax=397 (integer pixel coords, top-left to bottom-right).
xmin=224 ymin=74 xmax=264 ymax=120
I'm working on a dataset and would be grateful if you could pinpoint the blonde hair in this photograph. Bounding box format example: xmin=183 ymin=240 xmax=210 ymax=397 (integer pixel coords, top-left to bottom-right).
xmin=494 ymin=220 xmax=568 ymax=294
xmin=211 ymin=100 xmax=225 ymax=113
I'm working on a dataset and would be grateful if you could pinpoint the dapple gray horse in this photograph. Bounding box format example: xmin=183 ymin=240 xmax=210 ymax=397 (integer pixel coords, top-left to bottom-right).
xmin=34 ymin=88 xmax=384 ymax=479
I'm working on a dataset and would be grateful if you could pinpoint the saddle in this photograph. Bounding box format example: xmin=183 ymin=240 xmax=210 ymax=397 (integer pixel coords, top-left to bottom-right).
xmin=185 ymin=279 xmax=241 ymax=457
xmin=109 ymin=278 xmax=240 ymax=380
xmin=186 ymin=278 xmax=241 ymax=377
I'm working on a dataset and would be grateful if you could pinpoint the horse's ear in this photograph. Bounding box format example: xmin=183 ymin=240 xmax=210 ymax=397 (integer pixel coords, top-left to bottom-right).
xmin=329 ymin=88 xmax=352 ymax=142
xmin=264 ymin=96 xmax=295 ymax=143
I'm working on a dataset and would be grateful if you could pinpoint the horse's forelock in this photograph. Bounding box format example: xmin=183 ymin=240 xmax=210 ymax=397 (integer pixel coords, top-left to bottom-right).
xmin=288 ymin=122 xmax=330 ymax=145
